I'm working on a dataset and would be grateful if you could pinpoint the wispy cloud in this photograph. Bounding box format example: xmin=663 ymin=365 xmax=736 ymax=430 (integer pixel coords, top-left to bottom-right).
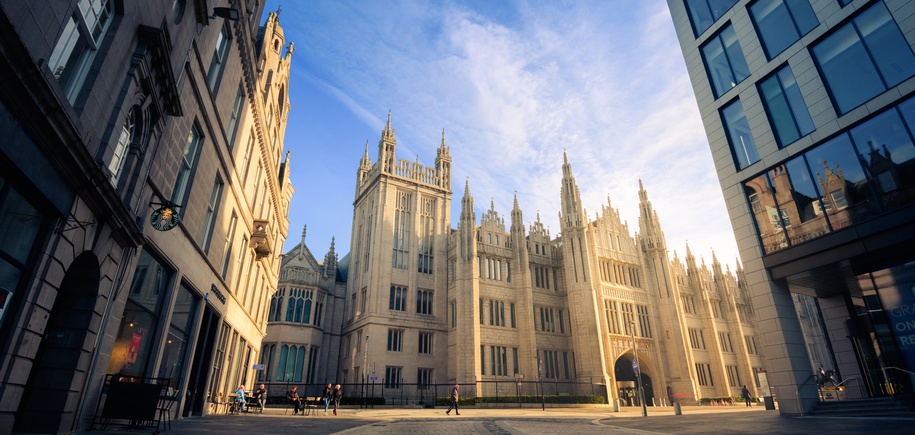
xmin=276 ymin=0 xmax=741 ymax=270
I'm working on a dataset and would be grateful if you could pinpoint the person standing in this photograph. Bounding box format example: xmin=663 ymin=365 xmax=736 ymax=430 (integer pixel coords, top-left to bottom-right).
xmin=287 ymin=386 xmax=302 ymax=415
xmin=322 ymin=383 xmax=333 ymax=415
xmin=332 ymin=384 xmax=343 ymax=416
xmin=445 ymin=384 xmax=460 ymax=415
xmin=741 ymin=385 xmax=751 ymax=407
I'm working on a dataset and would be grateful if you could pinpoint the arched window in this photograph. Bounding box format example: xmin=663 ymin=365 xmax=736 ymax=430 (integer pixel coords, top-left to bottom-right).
xmin=109 ymin=107 xmax=136 ymax=187
xmin=302 ymin=298 xmax=312 ymax=324
xmin=286 ymin=297 xmax=295 ymax=322
xmin=278 ymin=85 xmax=286 ymax=115
xmin=294 ymin=346 xmax=306 ymax=382
xmin=277 ymin=345 xmax=288 ymax=381
xmin=294 ymin=298 xmax=303 ymax=322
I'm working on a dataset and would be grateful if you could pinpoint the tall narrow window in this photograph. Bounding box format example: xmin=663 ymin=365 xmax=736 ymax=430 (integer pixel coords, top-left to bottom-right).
xmin=417 ymin=198 xmax=435 ymax=274
xmin=109 ymin=108 xmax=136 ymax=187
xmin=392 ymin=191 xmax=411 ymax=270
xmin=199 ymin=177 xmax=223 ymax=249
xmin=702 ymin=25 xmax=750 ymax=98
xmin=221 ymin=213 xmax=238 ymax=278
xmin=207 ymin=25 xmax=231 ymax=91
xmin=722 ymin=100 xmax=760 ymax=169
xmin=48 ymin=0 xmax=114 ymax=103
xmin=389 ymin=285 xmax=407 ymax=311
xmin=171 ymin=125 xmax=202 ymax=207
xmin=226 ymin=84 xmax=245 ymax=143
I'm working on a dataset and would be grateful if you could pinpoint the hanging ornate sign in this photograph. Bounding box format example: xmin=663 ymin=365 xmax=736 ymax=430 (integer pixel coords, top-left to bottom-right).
xmin=149 ymin=202 xmax=181 ymax=231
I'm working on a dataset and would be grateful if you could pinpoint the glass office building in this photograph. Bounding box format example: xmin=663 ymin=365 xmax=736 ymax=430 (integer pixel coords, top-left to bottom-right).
xmin=667 ymin=0 xmax=915 ymax=414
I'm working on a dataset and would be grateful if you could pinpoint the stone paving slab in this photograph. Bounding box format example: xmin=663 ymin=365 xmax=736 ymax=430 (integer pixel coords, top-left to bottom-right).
xmin=81 ymin=405 xmax=915 ymax=435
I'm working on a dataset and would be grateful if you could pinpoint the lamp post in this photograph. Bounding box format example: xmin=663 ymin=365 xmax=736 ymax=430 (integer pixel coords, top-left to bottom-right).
xmin=362 ymin=335 xmax=369 ymax=408
xmin=629 ymin=320 xmax=647 ymax=417
xmin=535 ymin=354 xmax=545 ymax=411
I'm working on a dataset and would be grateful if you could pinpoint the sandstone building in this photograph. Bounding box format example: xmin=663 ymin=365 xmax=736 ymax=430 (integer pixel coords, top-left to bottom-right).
xmin=264 ymin=115 xmax=765 ymax=406
xmin=0 ymin=2 xmax=292 ymax=432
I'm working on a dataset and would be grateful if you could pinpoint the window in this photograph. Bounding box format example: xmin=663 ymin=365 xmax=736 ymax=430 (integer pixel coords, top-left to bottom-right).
xmin=812 ymin=2 xmax=915 ymax=114
xmin=637 ymin=305 xmax=652 ymax=338
xmin=702 ymin=25 xmax=750 ymax=98
xmin=513 ymin=348 xmax=519 ymax=374
xmin=0 ymin=176 xmax=47 ymax=328
xmin=171 ymin=125 xmax=202 ymax=207
xmin=726 ymin=365 xmax=741 ymax=387
xmin=199 ymin=178 xmax=223 ymax=249
xmin=207 ymin=25 xmax=231 ymax=91
xmin=417 ymin=368 xmax=433 ymax=390
xmin=221 ymin=213 xmax=237 ymax=278
xmin=689 ymin=328 xmax=707 ymax=349
xmin=384 ymin=366 xmax=402 ymax=388
xmin=696 ymin=362 xmax=714 ymax=386
xmin=416 ymin=289 xmax=433 ymax=315
xmin=745 ymin=335 xmax=758 ymax=354
xmin=284 ymin=289 xmax=314 ymax=324
xmin=719 ymin=332 xmax=733 ymax=352
xmin=722 ymin=99 xmax=760 ymax=169
xmin=359 ymin=287 xmax=367 ymax=317
xmin=109 ymin=108 xmax=135 ymax=187
xmin=418 ymin=332 xmax=433 ymax=354
xmin=389 ymin=285 xmax=407 ymax=311
xmin=48 ymin=0 xmax=114 ymax=103
xmin=510 ymin=303 xmax=516 ymax=328
xmin=605 ymin=300 xmax=621 ymax=334
xmin=684 ymin=0 xmax=739 ymax=37
xmin=490 ymin=300 xmax=505 ymax=326
xmin=226 ymin=84 xmax=245 ymax=143
xmin=417 ymin=198 xmax=435 ymax=274
xmin=386 ymin=329 xmax=403 ymax=352
xmin=750 ymin=0 xmax=818 ymax=60
xmin=759 ymin=65 xmax=814 ymax=147
xmin=490 ymin=346 xmax=508 ymax=376
xmin=451 ymin=301 xmax=456 ymax=328
xmin=392 ymin=191 xmax=411 ymax=269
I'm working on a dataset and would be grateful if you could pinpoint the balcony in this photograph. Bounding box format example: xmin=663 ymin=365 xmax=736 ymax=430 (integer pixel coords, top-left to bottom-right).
xmin=250 ymin=219 xmax=273 ymax=259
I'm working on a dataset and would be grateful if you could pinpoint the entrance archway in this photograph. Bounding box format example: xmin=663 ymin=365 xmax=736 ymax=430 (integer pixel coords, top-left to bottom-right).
xmin=15 ymin=252 xmax=101 ymax=433
xmin=614 ymin=355 xmax=655 ymax=407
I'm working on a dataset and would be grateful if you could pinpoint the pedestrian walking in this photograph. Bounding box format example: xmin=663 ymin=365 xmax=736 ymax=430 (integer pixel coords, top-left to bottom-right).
xmin=332 ymin=384 xmax=343 ymax=416
xmin=322 ymin=383 xmax=333 ymax=415
xmin=445 ymin=384 xmax=460 ymax=415
xmin=741 ymin=385 xmax=751 ymax=407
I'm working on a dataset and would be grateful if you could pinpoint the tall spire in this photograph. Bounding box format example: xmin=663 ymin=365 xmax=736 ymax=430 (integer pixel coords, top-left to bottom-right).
xmin=435 ymin=128 xmax=452 ymax=190
xmin=638 ymin=179 xmax=666 ymax=250
xmin=559 ymin=150 xmax=584 ymax=228
xmin=378 ymin=111 xmax=396 ymax=173
xmin=299 ymin=224 xmax=307 ymax=258
xmin=459 ymin=178 xmax=477 ymax=260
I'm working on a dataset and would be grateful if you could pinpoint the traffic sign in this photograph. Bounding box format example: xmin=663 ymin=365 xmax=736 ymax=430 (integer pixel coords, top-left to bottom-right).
xmin=632 ymin=360 xmax=639 ymax=373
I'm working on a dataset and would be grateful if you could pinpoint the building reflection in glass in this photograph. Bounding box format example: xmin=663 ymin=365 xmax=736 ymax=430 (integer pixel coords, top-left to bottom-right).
xmin=746 ymin=96 xmax=915 ymax=254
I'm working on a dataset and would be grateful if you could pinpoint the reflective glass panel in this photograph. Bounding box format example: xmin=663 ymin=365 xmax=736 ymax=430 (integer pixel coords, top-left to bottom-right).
xmin=783 ymin=156 xmax=832 ymax=245
xmin=854 ymin=100 xmax=915 ymax=210
xmin=805 ymin=134 xmax=879 ymax=229
xmin=751 ymin=0 xmax=818 ymax=60
xmin=722 ymin=100 xmax=760 ymax=169
xmin=745 ymin=171 xmax=789 ymax=254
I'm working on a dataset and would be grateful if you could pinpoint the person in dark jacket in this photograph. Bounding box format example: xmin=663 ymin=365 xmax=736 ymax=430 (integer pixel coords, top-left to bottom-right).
xmin=741 ymin=385 xmax=751 ymax=407
xmin=322 ymin=383 xmax=333 ymax=415
xmin=287 ymin=386 xmax=302 ymax=415
xmin=446 ymin=384 xmax=460 ymax=415
xmin=332 ymin=384 xmax=343 ymax=415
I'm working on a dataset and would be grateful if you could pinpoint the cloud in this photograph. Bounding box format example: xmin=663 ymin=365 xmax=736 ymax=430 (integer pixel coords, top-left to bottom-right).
xmin=278 ymin=0 xmax=742 ymax=271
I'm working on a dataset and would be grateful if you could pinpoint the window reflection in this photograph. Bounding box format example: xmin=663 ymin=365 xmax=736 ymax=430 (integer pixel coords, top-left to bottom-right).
xmin=805 ymin=134 xmax=879 ymax=227
xmin=745 ymin=171 xmax=789 ymax=254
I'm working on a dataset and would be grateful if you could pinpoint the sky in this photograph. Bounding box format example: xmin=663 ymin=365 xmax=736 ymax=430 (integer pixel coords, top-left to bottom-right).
xmin=265 ymin=0 xmax=743 ymax=272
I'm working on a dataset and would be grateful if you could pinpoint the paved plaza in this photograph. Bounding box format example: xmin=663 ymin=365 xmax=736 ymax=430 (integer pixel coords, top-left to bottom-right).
xmin=83 ymin=404 xmax=914 ymax=435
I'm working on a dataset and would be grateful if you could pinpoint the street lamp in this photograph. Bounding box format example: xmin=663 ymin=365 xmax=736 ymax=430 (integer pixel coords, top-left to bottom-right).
xmin=362 ymin=335 xmax=369 ymax=408
xmin=629 ymin=320 xmax=647 ymax=417
xmin=535 ymin=355 xmax=545 ymax=411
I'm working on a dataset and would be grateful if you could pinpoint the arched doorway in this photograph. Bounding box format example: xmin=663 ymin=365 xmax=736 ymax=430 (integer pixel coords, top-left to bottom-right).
xmin=614 ymin=355 xmax=655 ymax=407
xmin=15 ymin=252 xmax=101 ymax=433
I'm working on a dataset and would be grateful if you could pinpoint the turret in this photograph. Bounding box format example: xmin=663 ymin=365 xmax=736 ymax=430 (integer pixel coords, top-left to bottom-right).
xmin=559 ymin=150 xmax=585 ymax=228
xmin=435 ymin=129 xmax=452 ymax=189
xmin=378 ymin=111 xmax=396 ymax=173
xmin=459 ymin=179 xmax=476 ymax=261
xmin=324 ymin=237 xmax=337 ymax=278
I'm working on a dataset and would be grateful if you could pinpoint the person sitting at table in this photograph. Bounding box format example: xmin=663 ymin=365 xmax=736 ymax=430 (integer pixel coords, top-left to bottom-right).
xmin=235 ymin=384 xmax=247 ymax=413
xmin=248 ymin=383 xmax=267 ymax=411
xmin=287 ymin=386 xmax=302 ymax=415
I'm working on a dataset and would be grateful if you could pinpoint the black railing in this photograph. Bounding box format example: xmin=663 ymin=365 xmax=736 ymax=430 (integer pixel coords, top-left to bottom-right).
xmin=253 ymin=380 xmax=608 ymax=407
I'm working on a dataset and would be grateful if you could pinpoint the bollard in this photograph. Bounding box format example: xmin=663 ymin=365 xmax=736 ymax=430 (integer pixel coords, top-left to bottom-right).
xmin=674 ymin=402 xmax=682 ymax=415
xmin=613 ymin=399 xmax=620 ymax=412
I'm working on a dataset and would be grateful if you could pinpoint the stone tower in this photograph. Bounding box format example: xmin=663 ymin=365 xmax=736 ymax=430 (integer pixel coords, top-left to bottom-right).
xmin=341 ymin=114 xmax=453 ymax=388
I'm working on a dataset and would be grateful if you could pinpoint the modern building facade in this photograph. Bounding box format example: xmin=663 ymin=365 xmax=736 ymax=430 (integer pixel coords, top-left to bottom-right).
xmin=0 ymin=1 xmax=292 ymax=433
xmin=667 ymin=0 xmax=915 ymax=414
xmin=266 ymin=115 xmax=765 ymax=406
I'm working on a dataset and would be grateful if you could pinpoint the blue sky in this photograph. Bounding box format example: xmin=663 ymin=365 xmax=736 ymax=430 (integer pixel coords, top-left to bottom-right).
xmin=267 ymin=0 xmax=742 ymax=271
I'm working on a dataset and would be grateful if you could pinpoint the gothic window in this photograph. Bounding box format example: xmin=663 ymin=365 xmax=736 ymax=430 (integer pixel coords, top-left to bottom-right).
xmin=418 ymin=198 xmax=435 ymax=274
xmin=389 ymin=285 xmax=407 ymax=311
xmin=416 ymin=289 xmax=433 ymax=315
xmin=392 ymin=191 xmax=411 ymax=270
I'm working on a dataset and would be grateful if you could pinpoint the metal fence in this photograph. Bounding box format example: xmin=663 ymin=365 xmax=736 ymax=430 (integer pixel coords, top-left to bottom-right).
xmin=256 ymin=379 xmax=608 ymax=407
